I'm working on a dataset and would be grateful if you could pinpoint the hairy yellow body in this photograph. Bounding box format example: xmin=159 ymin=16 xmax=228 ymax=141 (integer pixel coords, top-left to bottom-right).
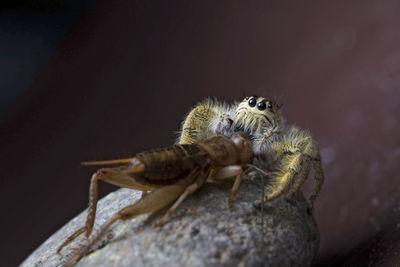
xmin=178 ymin=96 xmax=325 ymax=210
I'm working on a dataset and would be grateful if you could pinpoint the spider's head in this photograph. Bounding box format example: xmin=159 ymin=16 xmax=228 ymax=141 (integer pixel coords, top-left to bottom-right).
xmin=232 ymin=96 xmax=283 ymax=136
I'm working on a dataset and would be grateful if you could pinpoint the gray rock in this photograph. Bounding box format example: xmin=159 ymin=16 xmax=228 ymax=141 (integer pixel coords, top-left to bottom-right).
xmin=21 ymin=177 xmax=319 ymax=267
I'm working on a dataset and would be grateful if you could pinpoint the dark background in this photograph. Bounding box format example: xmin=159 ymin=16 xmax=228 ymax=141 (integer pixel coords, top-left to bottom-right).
xmin=1 ymin=1 xmax=399 ymax=266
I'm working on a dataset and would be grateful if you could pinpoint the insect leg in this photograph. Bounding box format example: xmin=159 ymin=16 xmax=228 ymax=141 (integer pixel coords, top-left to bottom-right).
xmin=213 ymin=165 xmax=242 ymax=180
xmin=57 ymin=167 xmax=158 ymax=254
xmin=64 ymin=184 xmax=189 ymax=266
xmin=212 ymin=165 xmax=244 ymax=208
xmin=57 ymin=169 xmax=105 ymax=254
xmin=57 ymin=228 xmax=86 ymax=254
xmin=154 ymin=168 xmax=212 ymax=228
xmin=228 ymin=174 xmax=243 ymax=209
xmin=86 ymin=167 xmax=161 ymax=232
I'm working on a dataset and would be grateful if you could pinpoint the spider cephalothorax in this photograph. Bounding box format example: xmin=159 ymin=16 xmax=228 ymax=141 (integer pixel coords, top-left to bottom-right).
xmin=233 ymin=96 xmax=282 ymax=133
xmin=233 ymin=96 xmax=284 ymax=154
xmin=178 ymin=96 xmax=324 ymax=210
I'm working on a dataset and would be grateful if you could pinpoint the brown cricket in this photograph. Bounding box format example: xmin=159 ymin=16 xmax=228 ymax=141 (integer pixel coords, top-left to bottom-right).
xmin=58 ymin=132 xmax=255 ymax=266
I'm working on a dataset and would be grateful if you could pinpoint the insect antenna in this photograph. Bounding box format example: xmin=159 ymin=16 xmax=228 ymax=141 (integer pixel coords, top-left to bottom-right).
xmin=261 ymin=169 xmax=264 ymax=232
xmin=243 ymin=163 xmax=270 ymax=231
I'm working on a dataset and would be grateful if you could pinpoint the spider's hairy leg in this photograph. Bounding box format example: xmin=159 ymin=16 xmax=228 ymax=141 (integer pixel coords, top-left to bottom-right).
xmin=179 ymin=100 xmax=216 ymax=144
xmin=178 ymin=99 xmax=234 ymax=144
xmin=264 ymin=142 xmax=305 ymax=202
xmin=256 ymin=128 xmax=324 ymax=209
xmin=309 ymin=149 xmax=324 ymax=210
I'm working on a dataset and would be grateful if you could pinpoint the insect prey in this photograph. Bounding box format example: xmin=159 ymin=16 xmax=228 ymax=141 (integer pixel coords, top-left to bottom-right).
xmin=58 ymin=132 xmax=254 ymax=266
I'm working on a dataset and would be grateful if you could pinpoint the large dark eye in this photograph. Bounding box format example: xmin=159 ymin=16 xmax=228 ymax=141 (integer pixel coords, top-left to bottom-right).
xmin=248 ymin=98 xmax=256 ymax=107
xmin=257 ymin=102 xmax=266 ymax=110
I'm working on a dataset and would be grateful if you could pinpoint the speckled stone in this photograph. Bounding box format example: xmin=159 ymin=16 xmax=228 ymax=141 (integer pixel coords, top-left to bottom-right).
xmin=21 ymin=177 xmax=319 ymax=267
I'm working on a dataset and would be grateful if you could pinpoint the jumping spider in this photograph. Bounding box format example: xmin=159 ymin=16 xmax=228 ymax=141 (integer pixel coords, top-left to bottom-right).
xmin=178 ymin=96 xmax=324 ymax=210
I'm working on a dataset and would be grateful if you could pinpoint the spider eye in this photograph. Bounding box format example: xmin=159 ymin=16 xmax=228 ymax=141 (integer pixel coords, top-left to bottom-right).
xmin=267 ymin=102 xmax=273 ymax=109
xmin=257 ymin=102 xmax=266 ymax=111
xmin=248 ymin=98 xmax=256 ymax=107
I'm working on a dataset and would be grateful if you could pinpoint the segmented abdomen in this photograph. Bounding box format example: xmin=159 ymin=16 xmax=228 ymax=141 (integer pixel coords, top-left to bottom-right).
xmin=134 ymin=144 xmax=208 ymax=184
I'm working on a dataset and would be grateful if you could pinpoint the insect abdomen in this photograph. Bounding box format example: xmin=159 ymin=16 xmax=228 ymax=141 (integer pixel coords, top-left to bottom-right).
xmin=135 ymin=144 xmax=208 ymax=184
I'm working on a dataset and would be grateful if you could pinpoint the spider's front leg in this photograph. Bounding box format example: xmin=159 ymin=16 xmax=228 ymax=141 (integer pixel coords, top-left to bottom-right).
xmin=178 ymin=99 xmax=235 ymax=144
xmin=255 ymin=127 xmax=324 ymax=210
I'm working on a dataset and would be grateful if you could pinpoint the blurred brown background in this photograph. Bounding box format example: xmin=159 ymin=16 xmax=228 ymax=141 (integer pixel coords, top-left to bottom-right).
xmin=1 ymin=1 xmax=399 ymax=266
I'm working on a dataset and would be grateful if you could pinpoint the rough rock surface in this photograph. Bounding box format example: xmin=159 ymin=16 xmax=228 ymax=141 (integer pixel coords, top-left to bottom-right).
xmin=22 ymin=177 xmax=319 ymax=267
